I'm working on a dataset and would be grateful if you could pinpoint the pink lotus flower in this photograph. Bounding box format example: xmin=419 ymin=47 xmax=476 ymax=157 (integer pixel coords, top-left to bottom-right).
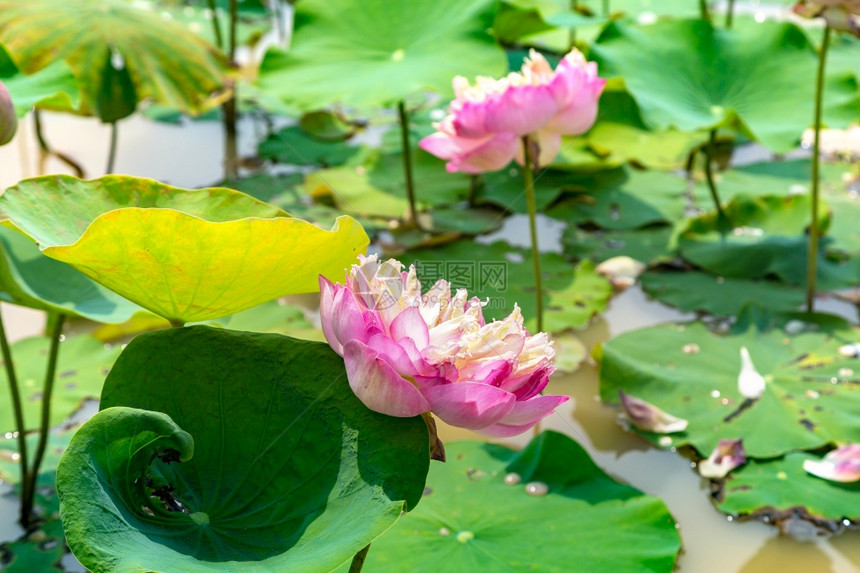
xmin=803 ymin=444 xmax=860 ymax=483
xmin=419 ymin=49 xmax=606 ymax=173
xmin=0 ymin=80 xmax=16 ymax=147
xmin=319 ymin=255 xmax=566 ymax=437
xmin=794 ymin=1 xmax=860 ymax=36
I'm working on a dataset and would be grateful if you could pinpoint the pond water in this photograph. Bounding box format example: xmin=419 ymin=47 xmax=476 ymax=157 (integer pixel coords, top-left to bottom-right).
xmin=0 ymin=112 xmax=858 ymax=572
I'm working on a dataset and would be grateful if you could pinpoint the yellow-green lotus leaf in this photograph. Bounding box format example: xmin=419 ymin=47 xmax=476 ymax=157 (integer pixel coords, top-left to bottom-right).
xmin=0 ymin=175 xmax=369 ymax=323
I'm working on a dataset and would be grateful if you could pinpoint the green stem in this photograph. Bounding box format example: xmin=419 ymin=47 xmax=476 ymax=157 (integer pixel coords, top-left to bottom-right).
xmin=603 ymin=0 xmax=609 ymax=16
xmin=33 ymin=111 xmax=85 ymax=178
xmin=222 ymin=0 xmax=240 ymax=181
xmin=807 ymin=24 xmax=831 ymax=313
xmin=25 ymin=313 xmax=65 ymax=525
xmin=105 ymin=121 xmax=118 ymax=175
xmin=522 ymin=136 xmax=544 ymax=333
xmin=397 ymin=101 xmax=419 ymax=226
xmin=703 ymin=129 xmax=727 ymax=221
xmin=725 ymin=0 xmax=735 ymax=28
xmin=205 ymin=0 xmax=224 ymax=51
xmin=699 ymin=0 xmax=711 ymax=23
xmin=0 ymin=309 xmax=32 ymax=528
xmin=468 ymin=174 xmax=481 ymax=207
xmin=349 ymin=544 xmax=370 ymax=573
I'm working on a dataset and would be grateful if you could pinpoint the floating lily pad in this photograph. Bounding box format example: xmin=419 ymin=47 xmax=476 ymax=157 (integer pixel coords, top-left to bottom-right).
xmin=368 ymin=149 xmax=470 ymax=208
xmin=0 ymin=0 xmax=227 ymax=120
xmin=591 ymin=19 xmax=860 ymax=152
xmin=546 ymin=167 xmax=688 ymax=230
xmin=58 ymin=326 xmax=429 ymax=573
xmin=258 ymin=126 xmax=361 ymax=167
xmin=0 ymin=175 xmax=369 ymax=323
xmin=677 ymin=194 xmax=860 ymax=289
xmin=598 ymin=320 xmax=860 ymax=458
xmin=0 ymin=335 xmax=120 ymax=435
xmin=349 ymin=431 xmax=681 ymax=572
xmin=562 ymin=225 xmax=673 ymax=264
xmin=405 ymin=240 xmax=612 ymax=332
xmin=475 ymin=167 xmax=574 ymax=214
xmin=257 ymin=0 xmax=506 ymax=110
xmin=421 ymin=206 xmax=504 ymax=235
xmin=0 ymin=519 xmax=65 ymax=572
xmin=713 ymin=452 xmax=860 ymax=527
xmin=0 ymin=226 xmax=148 ymax=323
xmin=641 ymin=271 xmax=806 ymax=317
xmin=583 ymin=89 xmax=705 ymax=170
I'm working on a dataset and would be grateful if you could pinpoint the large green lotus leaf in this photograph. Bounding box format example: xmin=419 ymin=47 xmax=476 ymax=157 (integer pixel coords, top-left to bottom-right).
xmin=257 ymin=0 xmax=506 ymax=110
xmin=204 ymin=299 xmax=323 ymax=341
xmin=546 ymin=166 xmax=688 ymax=230
xmin=0 ymin=0 xmax=227 ymax=120
xmin=562 ymin=225 xmax=673 ymax=264
xmin=348 ymin=432 xmax=681 ymax=572
xmin=474 ymin=168 xmax=574 ymax=214
xmin=597 ymin=320 xmax=860 ymax=458
xmin=0 ymin=225 xmax=148 ymax=323
xmin=0 ymin=175 xmax=369 ymax=323
xmin=590 ymin=19 xmax=860 ymax=152
xmin=0 ymin=335 xmax=120 ymax=435
xmin=0 ymin=45 xmax=79 ymax=117
xmin=676 ymin=193 xmax=860 ymax=289
xmin=405 ymin=240 xmax=612 ymax=332
xmin=640 ymin=270 xmax=806 ymax=318
xmin=714 ymin=452 xmax=860 ymax=525
xmin=583 ymin=90 xmax=706 ymax=170
xmin=58 ymin=327 xmax=429 ymax=572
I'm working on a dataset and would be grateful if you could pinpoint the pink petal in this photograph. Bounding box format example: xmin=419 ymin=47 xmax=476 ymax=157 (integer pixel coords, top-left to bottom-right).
xmin=445 ymin=132 xmax=519 ymax=174
xmin=319 ymin=276 xmax=341 ymax=354
xmin=803 ymin=444 xmax=860 ymax=483
xmin=419 ymin=131 xmax=489 ymax=160
xmin=422 ymin=382 xmax=516 ymax=430
xmin=343 ymin=340 xmax=431 ymax=418
xmin=319 ymin=276 xmax=368 ymax=356
xmin=478 ymin=394 xmax=569 ymax=437
xmin=451 ymin=100 xmax=489 ymax=138
xmin=543 ymin=80 xmax=605 ymax=135
xmin=514 ymin=130 xmax=562 ymax=169
xmin=483 ymin=84 xmax=558 ymax=136
xmin=619 ymin=390 xmax=688 ymax=434
xmin=389 ymin=306 xmax=430 ymax=349
xmin=699 ymin=439 xmax=746 ymax=479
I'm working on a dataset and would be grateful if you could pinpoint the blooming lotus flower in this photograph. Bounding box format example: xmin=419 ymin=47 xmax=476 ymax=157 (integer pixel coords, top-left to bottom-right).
xmin=319 ymin=255 xmax=566 ymax=437
xmin=698 ymin=439 xmax=746 ymax=479
xmin=803 ymin=444 xmax=860 ymax=482
xmin=419 ymin=49 xmax=606 ymax=173
xmin=618 ymin=390 xmax=688 ymax=434
xmin=0 ymin=80 xmax=16 ymax=147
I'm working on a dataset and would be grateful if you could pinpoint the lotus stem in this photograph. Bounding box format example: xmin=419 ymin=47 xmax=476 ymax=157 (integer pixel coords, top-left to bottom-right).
xmin=703 ymin=129 xmax=728 ymax=224
xmin=0 ymin=309 xmax=32 ymax=528
xmin=725 ymin=0 xmax=735 ymax=28
xmin=206 ymin=0 xmax=224 ymax=51
xmin=397 ymin=100 xmax=419 ymax=226
xmin=522 ymin=136 xmax=544 ymax=333
xmin=33 ymin=111 xmax=85 ymax=178
xmin=25 ymin=313 xmax=65 ymax=526
xmin=349 ymin=544 xmax=370 ymax=573
xmin=699 ymin=0 xmax=711 ymax=23
xmin=603 ymin=0 xmax=610 ymax=17
xmin=106 ymin=121 xmax=119 ymax=175
xmin=222 ymin=0 xmax=240 ymax=181
xmin=807 ymin=24 xmax=831 ymax=313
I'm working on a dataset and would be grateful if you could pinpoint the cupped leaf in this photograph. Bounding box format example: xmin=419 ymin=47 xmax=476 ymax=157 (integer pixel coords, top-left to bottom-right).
xmin=713 ymin=452 xmax=860 ymax=527
xmin=0 ymin=175 xmax=369 ymax=323
xmin=591 ymin=19 xmax=860 ymax=152
xmin=58 ymin=326 xmax=430 ymax=572
xmin=0 ymin=225 xmax=148 ymax=323
xmin=405 ymin=240 xmax=612 ymax=332
xmin=676 ymin=193 xmax=860 ymax=289
xmin=0 ymin=335 xmax=120 ymax=435
xmin=350 ymin=431 xmax=681 ymax=572
xmin=0 ymin=0 xmax=227 ymax=120
xmin=598 ymin=320 xmax=860 ymax=458
xmin=257 ymin=0 xmax=506 ymax=110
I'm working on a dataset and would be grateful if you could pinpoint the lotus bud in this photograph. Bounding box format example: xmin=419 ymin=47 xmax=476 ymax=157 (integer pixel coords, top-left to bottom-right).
xmin=698 ymin=439 xmax=746 ymax=479
xmin=0 ymin=80 xmax=16 ymax=147
xmin=618 ymin=390 xmax=688 ymax=434
xmin=595 ymin=256 xmax=646 ymax=290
